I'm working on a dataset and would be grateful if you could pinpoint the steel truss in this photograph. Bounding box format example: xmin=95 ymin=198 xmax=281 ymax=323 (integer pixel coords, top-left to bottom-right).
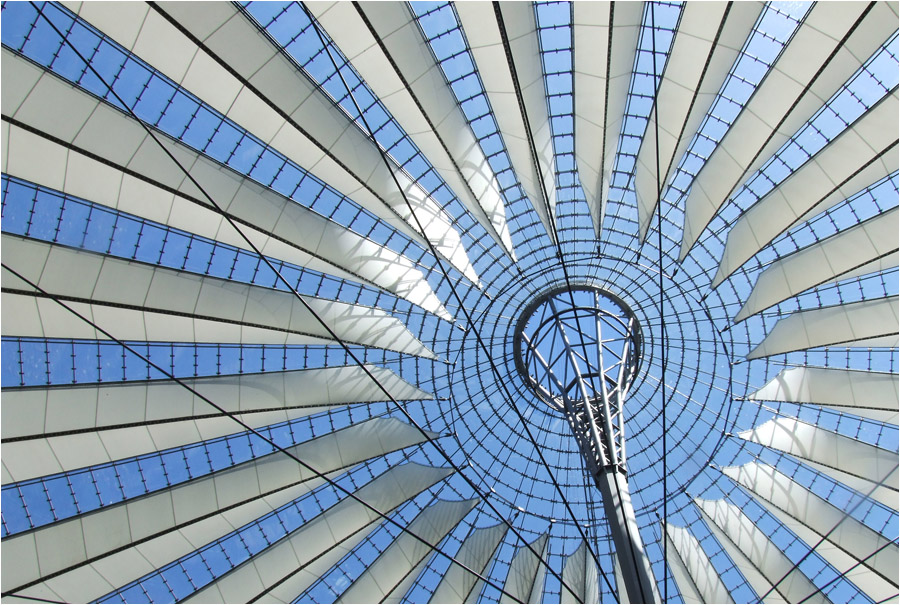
xmin=517 ymin=286 xmax=661 ymax=603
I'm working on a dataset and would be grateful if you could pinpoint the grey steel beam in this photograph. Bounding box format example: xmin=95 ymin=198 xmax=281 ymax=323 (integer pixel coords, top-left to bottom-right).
xmin=519 ymin=289 xmax=660 ymax=603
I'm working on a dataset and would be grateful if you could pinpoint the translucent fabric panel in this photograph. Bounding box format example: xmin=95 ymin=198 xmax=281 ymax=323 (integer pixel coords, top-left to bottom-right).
xmin=68 ymin=2 xmax=456 ymax=252
xmin=500 ymin=533 xmax=549 ymax=604
xmin=747 ymin=366 xmax=899 ymax=426
xmin=307 ymin=2 xmax=515 ymax=260
xmin=664 ymin=523 xmax=733 ymax=604
xmin=681 ymin=2 xmax=898 ymax=258
xmin=1 ymin=123 xmax=451 ymax=319
xmin=560 ymin=540 xmax=599 ymax=604
xmin=1 ymin=27 xmax=480 ymax=287
xmin=0 ymin=235 xmax=437 ymax=362
xmin=695 ymin=498 xmax=828 ymax=603
xmin=723 ymin=462 xmax=898 ymax=602
xmin=185 ymin=463 xmax=455 ymax=603
xmin=1 ymin=365 xmax=430 ymax=439
xmin=737 ymin=416 xmax=899 ymax=497
xmin=735 ymin=207 xmax=899 ymax=322
xmin=335 ymin=498 xmax=478 ymax=603
xmin=746 ymin=296 xmax=899 ymax=359
xmin=572 ymin=1 xmax=643 ymax=236
xmin=0 ymin=418 xmax=432 ymax=597
xmin=1 ymin=366 xmax=432 ymax=480
xmin=635 ymin=2 xmax=764 ymax=241
xmin=715 ymin=90 xmax=899 ymax=288
xmin=664 ymin=527 xmax=703 ymax=604
xmin=455 ymin=2 xmax=558 ymax=243
xmin=430 ymin=523 xmax=506 ymax=603
xmin=0 ymin=476 xmax=326 ymax=603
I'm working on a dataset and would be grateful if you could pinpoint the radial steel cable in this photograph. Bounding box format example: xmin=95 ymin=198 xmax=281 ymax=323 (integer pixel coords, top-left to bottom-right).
xmin=0 ymin=264 xmax=521 ymax=604
xmin=290 ymin=0 xmax=622 ymax=596
xmin=22 ymin=2 xmax=574 ymax=598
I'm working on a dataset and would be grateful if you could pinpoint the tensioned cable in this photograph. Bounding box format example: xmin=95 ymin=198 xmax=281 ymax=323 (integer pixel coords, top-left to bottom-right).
xmin=649 ymin=3 xmax=670 ymax=601
xmin=749 ymin=460 xmax=900 ymax=602
xmin=494 ymin=3 xmax=658 ymax=597
xmin=20 ymin=2 xmax=574 ymax=599
xmin=493 ymin=2 xmax=560 ymax=248
xmin=0 ymin=265 xmax=519 ymax=604
xmin=599 ymin=2 xmax=683 ymax=282
xmin=292 ymin=0 xmax=620 ymax=596
xmin=1 ymin=594 xmax=65 ymax=604
xmin=287 ymin=0 xmax=610 ymax=592
xmin=656 ymin=3 xmax=879 ymax=273
xmin=797 ymin=539 xmax=899 ymax=603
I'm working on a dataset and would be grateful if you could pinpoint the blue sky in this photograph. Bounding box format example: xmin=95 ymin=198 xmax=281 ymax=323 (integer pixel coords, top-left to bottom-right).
xmin=1 ymin=1 xmax=898 ymax=602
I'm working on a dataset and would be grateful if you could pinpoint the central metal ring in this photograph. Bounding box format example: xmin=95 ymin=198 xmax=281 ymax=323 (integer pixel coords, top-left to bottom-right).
xmin=513 ymin=284 xmax=643 ymax=411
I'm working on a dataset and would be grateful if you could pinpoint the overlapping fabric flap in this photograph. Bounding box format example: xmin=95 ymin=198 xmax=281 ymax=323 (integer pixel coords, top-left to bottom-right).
xmin=573 ymin=1 xmax=643 ymax=237
xmin=1 ymin=420 xmax=438 ymax=601
xmin=429 ymin=522 xmax=507 ymax=603
xmin=747 ymin=366 xmax=899 ymax=426
xmin=560 ymin=540 xmax=599 ymax=604
xmin=721 ymin=461 xmax=898 ymax=603
xmin=335 ymin=498 xmax=478 ymax=603
xmin=681 ymin=2 xmax=898 ymax=259
xmin=663 ymin=522 xmax=733 ymax=604
xmin=306 ymin=2 xmax=516 ymax=261
xmin=737 ymin=416 xmax=899 ymax=510
xmin=634 ymin=1 xmax=764 ymax=242
xmin=694 ymin=497 xmax=829 ymax=603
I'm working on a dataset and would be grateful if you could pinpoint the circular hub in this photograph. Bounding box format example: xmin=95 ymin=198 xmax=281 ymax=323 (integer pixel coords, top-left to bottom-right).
xmin=513 ymin=285 xmax=643 ymax=411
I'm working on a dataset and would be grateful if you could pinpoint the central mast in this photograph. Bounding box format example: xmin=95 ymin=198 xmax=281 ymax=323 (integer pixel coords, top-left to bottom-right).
xmin=515 ymin=286 xmax=661 ymax=604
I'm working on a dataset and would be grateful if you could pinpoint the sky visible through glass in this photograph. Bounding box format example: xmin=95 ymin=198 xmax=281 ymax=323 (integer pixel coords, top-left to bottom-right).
xmin=1 ymin=0 xmax=898 ymax=603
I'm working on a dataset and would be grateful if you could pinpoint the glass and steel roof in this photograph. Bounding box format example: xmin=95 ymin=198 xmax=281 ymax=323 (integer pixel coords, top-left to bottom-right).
xmin=0 ymin=1 xmax=897 ymax=603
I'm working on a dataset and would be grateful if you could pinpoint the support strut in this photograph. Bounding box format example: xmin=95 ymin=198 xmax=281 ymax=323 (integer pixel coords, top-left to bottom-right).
xmin=517 ymin=286 xmax=661 ymax=603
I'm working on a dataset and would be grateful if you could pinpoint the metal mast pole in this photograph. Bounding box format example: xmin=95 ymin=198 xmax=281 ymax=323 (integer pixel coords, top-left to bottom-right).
xmin=520 ymin=289 xmax=660 ymax=604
